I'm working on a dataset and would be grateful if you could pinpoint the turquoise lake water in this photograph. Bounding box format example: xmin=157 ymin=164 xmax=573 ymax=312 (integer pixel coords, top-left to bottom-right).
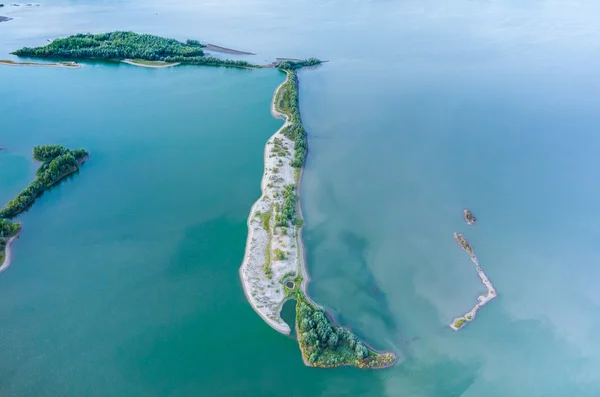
xmin=2 ymin=1 xmax=600 ymax=396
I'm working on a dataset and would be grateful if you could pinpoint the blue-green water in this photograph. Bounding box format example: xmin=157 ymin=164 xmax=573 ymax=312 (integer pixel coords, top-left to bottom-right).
xmin=2 ymin=1 xmax=600 ymax=396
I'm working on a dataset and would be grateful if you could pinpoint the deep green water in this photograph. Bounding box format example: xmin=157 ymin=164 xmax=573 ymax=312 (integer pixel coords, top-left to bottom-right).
xmin=3 ymin=1 xmax=600 ymax=396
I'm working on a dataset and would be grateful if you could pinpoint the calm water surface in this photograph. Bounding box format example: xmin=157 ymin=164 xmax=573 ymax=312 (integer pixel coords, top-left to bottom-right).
xmin=2 ymin=1 xmax=600 ymax=396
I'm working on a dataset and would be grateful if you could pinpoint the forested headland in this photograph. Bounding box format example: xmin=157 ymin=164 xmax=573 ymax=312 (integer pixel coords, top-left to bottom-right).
xmin=0 ymin=145 xmax=88 ymax=219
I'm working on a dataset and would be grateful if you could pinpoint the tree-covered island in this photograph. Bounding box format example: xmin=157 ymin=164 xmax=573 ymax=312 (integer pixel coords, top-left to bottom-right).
xmin=0 ymin=145 xmax=88 ymax=267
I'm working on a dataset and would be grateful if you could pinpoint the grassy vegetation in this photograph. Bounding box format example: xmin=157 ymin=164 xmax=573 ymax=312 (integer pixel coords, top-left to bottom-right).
xmin=274 ymin=248 xmax=286 ymax=260
xmin=278 ymin=271 xmax=296 ymax=284
xmin=263 ymin=235 xmax=272 ymax=279
xmin=454 ymin=318 xmax=467 ymax=328
xmin=260 ymin=208 xmax=272 ymax=232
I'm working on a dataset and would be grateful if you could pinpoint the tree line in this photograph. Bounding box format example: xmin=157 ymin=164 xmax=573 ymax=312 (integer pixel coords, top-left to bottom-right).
xmin=0 ymin=145 xmax=88 ymax=219
xmin=279 ymin=71 xmax=308 ymax=168
xmin=275 ymin=184 xmax=298 ymax=227
xmin=0 ymin=219 xmax=20 ymax=238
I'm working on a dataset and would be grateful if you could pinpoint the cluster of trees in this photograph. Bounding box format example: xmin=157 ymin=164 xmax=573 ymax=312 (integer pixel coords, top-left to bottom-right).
xmin=34 ymin=145 xmax=87 ymax=163
xmin=13 ymin=31 xmax=207 ymax=61
xmin=0 ymin=219 xmax=20 ymax=238
xmin=276 ymin=57 xmax=322 ymax=70
xmin=283 ymin=123 xmax=307 ymax=168
xmin=297 ymin=301 xmax=370 ymax=366
xmin=0 ymin=145 xmax=87 ymax=219
xmin=275 ymin=184 xmax=297 ymax=227
xmin=184 ymin=39 xmax=204 ymax=47
xmin=34 ymin=144 xmax=69 ymax=162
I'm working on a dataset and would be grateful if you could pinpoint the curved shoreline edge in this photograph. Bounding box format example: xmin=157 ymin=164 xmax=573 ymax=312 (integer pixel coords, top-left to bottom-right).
xmin=122 ymin=59 xmax=181 ymax=68
xmin=0 ymin=60 xmax=81 ymax=68
xmin=0 ymin=231 xmax=20 ymax=274
xmin=239 ymin=72 xmax=294 ymax=334
xmin=239 ymin=69 xmax=397 ymax=369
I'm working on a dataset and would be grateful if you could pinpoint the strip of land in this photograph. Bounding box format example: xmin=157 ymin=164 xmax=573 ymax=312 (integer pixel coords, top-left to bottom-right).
xmin=0 ymin=59 xmax=81 ymax=68
xmin=0 ymin=228 xmax=20 ymax=273
xmin=122 ymin=59 xmax=180 ymax=68
xmin=449 ymin=231 xmax=497 ymax=330
xmin=0 ymin=145 xmax=89 ymax=269
xmin=203 ymin=43 xmax=255 ymax=55
xmin=0 ymin=16 xmax=12 ymax=23
xmin=239 ymin=65 xmax=396 ymax=369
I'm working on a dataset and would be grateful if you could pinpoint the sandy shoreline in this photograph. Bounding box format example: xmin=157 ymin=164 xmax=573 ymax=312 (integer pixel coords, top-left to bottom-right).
xmin=239 ymin=71 xmax=296 ymax=334
xmin=122 ymin=59 xmax=180 ymax=68
xmin=0 ymin=60 xmax=81 ymax=68
xmin=204 ymin=43 xmax=255 ymax=55
xmin=0 ymin=231 xmax=20 ymax=274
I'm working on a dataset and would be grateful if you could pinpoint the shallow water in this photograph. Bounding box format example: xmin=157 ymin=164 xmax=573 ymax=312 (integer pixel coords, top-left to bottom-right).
xmin=2 ymin=1 xmax=600 ymax=396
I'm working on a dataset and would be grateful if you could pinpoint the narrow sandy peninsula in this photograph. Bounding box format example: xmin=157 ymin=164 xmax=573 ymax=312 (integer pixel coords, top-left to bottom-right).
xmin=240 ymin=67 xmax=396 ymax=368
xmin=0 ymin=60 xmax=81 ymax=68
xmin=122 ymin=59 xmax=180 ymax=68
xmin=0 ymin=228 xmax=20 ymax=274
xmin=239 ymin=71 xmax=296 ymax=333
xmin=449 ymin=213 xmax=497 ymax=330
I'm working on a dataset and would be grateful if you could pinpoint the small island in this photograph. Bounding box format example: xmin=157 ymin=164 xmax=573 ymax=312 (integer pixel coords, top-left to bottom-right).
xmin=464 ymin=209 xmax=476 ymax=225
xmin=449 ymin=227 xmax=497 ymax=331
xmin=0 ymin=145 xmax=88 ymax=271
